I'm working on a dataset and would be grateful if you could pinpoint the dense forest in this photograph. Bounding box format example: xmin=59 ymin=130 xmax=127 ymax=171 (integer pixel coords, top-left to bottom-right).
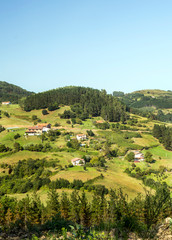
xmin=152 ymin=124 xmax=172 ymax=150
xmin=21 ymin=87 xmax=127 ymax=122
xmin=0 ymin=81 xmax=33 ymax=103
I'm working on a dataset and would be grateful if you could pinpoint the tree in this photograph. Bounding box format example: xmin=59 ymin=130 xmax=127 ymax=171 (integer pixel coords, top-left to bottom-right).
xmin=47 ymin=188 xmax=60 ymax=217
xmin=79 ymin=192 xmax=91 ymax=227
xmin=145 ymin=151 xmax=154 ymax=163
xmin=60 ymin=191 xmax=70 ymax=219
xmin=4 ymin=112 xmax=10 ymax=118
xmin=14 ymin=142 xmax=23 ymax=152
xmin=86 ymin=130 xmax=95 ymax=136
xmin=125 ymin=152 xmax=134 ymax=162
xmin=69 ymin=190 xmax=80 ymax=223
xmin=14 ymin=133 xmax=21 ymax=139
xmin=42 ymin=109 xmax=48 ymax=115
xmin=32 ymin=115 xmax=37 ymax=121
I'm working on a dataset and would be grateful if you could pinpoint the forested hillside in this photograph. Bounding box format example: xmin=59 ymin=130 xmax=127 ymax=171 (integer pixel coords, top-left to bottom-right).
xmin=22 ymin=87 xmax=127 ymax=122
xmin=0 ymin=81 xmax=33 ymax=103
xmin=113 ymin=89 xmax=172 ymax=122
xmin=116 ymin=90 xmax=172 ymax=109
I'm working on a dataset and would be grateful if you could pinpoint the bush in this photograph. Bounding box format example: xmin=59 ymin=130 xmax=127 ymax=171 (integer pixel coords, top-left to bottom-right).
xmin=125 ymin=152 xmax=134 ymax=162
xmin=32 ymin=115 xmax=38 ymax=120
xmin=4 ymin=112 xmax=10 ymax=118
xmin=48 ymin=104 xmax=59 ymax=111
xmin=86 ymin=130 xmax=95 ymax=136
xmin=0 ymin=125 xmax=5 ymax=133
xmin=14 ymin=133 xmax=21 ymax=139
xmin=42 ymin=109 xmax=49 ymax=115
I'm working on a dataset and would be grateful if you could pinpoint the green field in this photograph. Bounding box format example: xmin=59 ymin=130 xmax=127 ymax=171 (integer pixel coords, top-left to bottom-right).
xmin=0 ymin=104 xmax=171 ymax=201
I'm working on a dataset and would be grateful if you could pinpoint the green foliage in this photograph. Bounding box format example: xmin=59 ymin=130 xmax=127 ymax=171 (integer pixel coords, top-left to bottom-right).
xmin=121 ymin=92 xmax=172 ymax=109
xmin=0 ymin=182 xmax=170 ymax=238
xmin=125 ymin=152 xmax=134 ymax=162
xmin=32 ymin=115 xmax=38 ymax=121
xmin=86 ymin=130 xmax=95 ymax=136
xmin=153 ymin=124 xmax=172 ymax=150
xmin=13 ymin=142 xmax=23 ymax=151
xmin=48 ymin=104 xmax=59 ymax=111
xmin=25 ymin=143 xmax=52 ymax=152
xmin=22 ymin=86 xmax=127 ymax=123
xmin=144 ymin=151 xmax=154 ymax=163
xmin=0 ymin=81 xmax=33 ymax=103
xmin=4 ymin=111 xmax=10 ymax=118
xmin=0 ymin=144 xmax=10 ymax=152
xmin=42 ymin=109 xmax=48 ymax=115
xmin=0 ymin=125 xmax=5 ymax=133
xmin=66 ymin=139 xmax=80 ymax=150
xmin=14 ymin=133 xmax=21 ymax=139
xmin=113 ymin=91 xmax=125 ymax=97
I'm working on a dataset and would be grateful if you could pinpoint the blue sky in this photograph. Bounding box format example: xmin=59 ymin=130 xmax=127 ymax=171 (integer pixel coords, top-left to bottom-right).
xmin=0 ymin=0 xmax=172 ymax=93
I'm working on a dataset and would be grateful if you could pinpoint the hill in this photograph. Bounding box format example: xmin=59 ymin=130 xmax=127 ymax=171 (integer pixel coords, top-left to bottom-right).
xmin=133 ymin=89 xmax=172 ymax=97
xmin=0 ymin=81 xmax=33 ymax=103
xmin=113 ymin=89 xmax=172 ymax=123
xmin=21 ymin=86 xmax=127 ymax=123
xmin=0 ymin=103 xmax=171 ymax=239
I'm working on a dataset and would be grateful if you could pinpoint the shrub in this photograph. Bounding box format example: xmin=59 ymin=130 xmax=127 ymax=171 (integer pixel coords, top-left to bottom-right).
xmin=14 ymin=133 xmax=21 ymax=139
xmin=42 ymin=109 xmax=49 ymax=115
xmin=4 ymin=112 xmax=10 ymax=118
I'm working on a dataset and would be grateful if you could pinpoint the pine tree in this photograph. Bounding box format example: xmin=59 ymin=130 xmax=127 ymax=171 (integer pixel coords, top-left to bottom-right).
xmin=69 ymin=190 xmax=81 ymax=224
xmin=47 ymin=188 xmax=60 ymax=218
xmin=60 ymin=191 xmax=70 ymax=220
xmin=79 ymin=192 xmax=91 ymax=227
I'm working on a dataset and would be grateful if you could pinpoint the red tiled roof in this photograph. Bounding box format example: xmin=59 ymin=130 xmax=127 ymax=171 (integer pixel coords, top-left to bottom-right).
xmin=96 ymin=120 xmax=104 ymax=123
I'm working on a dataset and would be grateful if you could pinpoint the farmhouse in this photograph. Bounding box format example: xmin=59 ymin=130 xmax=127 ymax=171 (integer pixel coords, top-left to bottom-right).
xmin=25 ymin=123 xmax=51 ymax=136
xmin=133 ymin=150 xmax=144 ymax=162
xmin=2 ymin=101 xmax=11 ymax=105
xmin=76 ymin=134 xmax=87 ymax=141
xmin=71 ymin=158 xmax=85 ymax=166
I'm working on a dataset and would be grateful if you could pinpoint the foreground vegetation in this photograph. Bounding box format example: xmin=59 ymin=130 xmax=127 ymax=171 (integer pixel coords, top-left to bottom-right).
xmin=0 ymin=182 xmax=171 ymax=239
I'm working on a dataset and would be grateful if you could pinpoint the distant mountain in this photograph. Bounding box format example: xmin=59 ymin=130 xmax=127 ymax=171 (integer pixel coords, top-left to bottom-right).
xmin=0 ymin=81 xmax=33 ymax=103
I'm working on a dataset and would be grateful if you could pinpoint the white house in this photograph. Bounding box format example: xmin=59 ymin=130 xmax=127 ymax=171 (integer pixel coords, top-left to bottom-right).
xmin=133 ymin=150 xmax=144 ymax=162
xmin=71 ymin=158 xmax=85 ymax=166
xmin=76 ymin=134 xmax=87 ymax=141
xmin=2 ymin=101 xmax=11 ymax=105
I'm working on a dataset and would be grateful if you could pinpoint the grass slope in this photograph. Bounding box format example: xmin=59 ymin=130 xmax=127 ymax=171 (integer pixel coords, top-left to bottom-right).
xmin=0 ymin=104 xmax=171 ymax=201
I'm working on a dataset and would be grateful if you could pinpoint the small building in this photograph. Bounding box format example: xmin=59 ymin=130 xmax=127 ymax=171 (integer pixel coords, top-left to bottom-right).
xmin=25 ymin=123 xmax=51 ymax=136
xmin=37 ymin=123 xmax=51 ymax=133
xmin=71 ymin=158 xmax=85 ymax=166
xmin=96 ymin=120 xmax=104 ymax=124
xmin=2 ymin=101 xmax=11 ymax=105
xmin=132 ymin=150 xmax=144 ymax=162
xmin=76 ymin=134 xmax=87 ymax=141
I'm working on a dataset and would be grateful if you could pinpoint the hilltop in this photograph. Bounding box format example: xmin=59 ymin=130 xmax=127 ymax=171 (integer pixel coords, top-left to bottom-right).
xmin=0 ymin=81 xmax=33 ymax=103
xmin=113 ymin=89 xmax=172 ymax=123
xmin=133 ymin=89 xmax=172 ymax=97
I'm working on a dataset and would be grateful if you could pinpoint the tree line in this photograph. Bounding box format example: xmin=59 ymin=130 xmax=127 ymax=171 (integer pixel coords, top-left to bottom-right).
xmin=153 ymin=124 xmax=172 ymax=150
xmin=0 ymin=183 xmax=171 ymax=239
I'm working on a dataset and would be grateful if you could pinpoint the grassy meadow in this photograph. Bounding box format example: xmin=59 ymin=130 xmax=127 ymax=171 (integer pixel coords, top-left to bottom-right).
xmin=0 ymin=104 xmax=171 ymax=201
